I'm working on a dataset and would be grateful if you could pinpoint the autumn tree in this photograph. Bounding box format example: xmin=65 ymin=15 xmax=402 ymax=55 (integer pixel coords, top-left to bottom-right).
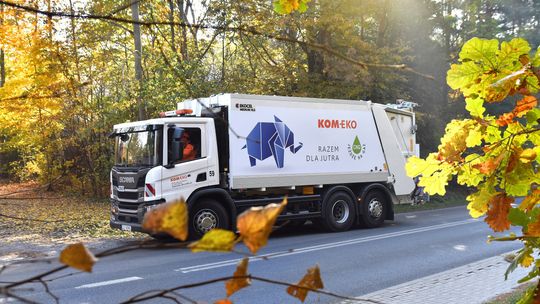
xmin=407 ymin=37 xmax=540 ymax=301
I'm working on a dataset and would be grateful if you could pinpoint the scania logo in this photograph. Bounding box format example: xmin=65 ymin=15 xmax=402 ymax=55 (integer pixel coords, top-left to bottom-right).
xmin=119 ymin=176 xmax=135 ymax=184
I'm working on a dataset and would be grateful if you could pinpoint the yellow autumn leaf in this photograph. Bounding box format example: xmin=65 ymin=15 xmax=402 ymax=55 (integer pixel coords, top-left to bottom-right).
xmin=59 ymin=243 xmax=98 ymax=273
xmin=467 ymin=186 xmax=497 ymax=218
xmin=188 ymin=229 xmax=237 ymax=252
xmin=287 ymin=265 xmax=324 ymax=302
xmin=520 ymin=190 xmax=540 ymax=212
xmin=521 ymin=253 xmax=534 ymax=267
xmin=237 ymin=198 xmax=287 ymax=254
xmin=520 ymin=149 xmax=537 ymax=163
xmin=225 ymin=258 xmax=251 ymax=297
xmin=142 ymin=200 xmax=188 ymax=241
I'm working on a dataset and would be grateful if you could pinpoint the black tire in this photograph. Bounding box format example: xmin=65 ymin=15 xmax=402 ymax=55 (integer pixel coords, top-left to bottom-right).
xmin=320 ymin=191 xmax=356 ymax=232
xmin=359 ymin=190 xmax=387 ymax=228
xmin=189 ymin=198 xmax=230 ymax=239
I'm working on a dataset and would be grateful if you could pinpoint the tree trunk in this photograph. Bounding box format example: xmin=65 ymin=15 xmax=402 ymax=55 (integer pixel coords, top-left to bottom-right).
xmin=0 ymin=3 xmax=4 ymax=87
xmin=168 ymin=0 xmax=177 ymax=54
xmin=131 ymin=1 xmax=146 ymax=120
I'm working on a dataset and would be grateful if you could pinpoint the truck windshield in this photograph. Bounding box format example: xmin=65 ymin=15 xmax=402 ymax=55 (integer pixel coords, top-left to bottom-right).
xmin=114 ymin=130 xmax=160 ymax=167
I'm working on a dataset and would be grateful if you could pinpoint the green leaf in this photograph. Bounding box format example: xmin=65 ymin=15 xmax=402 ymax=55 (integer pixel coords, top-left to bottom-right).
xmin=465 ymin=98 xmax=485 ymax=118
xmin=498 ymin=38 xmax=531 ymax=68
xmin=273 ymin=1 xmax=286 ymax=14
xmin=508 ymin=208 xmax=529 ymax=227
xmin=298 ymin=1 xmax=308 ymax=12
xmin=505 ymin=248 xmax=525 ymax=280
xmin=526 ymin=108 xmax=540 ymax=125
xmin=465 ymin=125 xmax=482 ymax=148
xmin=447 ymin=61 xmax=484 ymax=91
xmin=518 ymin=268 xmax=539 ymax=284
xmin=457 ymin=154 xmax=483 ymax=187
xmin=532 ymin=46 xmax=540 ymax=67
xmin=459 ymin=38 xmax=499 ymax=65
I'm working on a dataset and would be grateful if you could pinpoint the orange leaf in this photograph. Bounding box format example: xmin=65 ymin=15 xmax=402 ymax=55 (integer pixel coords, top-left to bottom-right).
xmin=506 ymin=150 xmax=520 ymax=173
xmin=473 ymin=159 xmax=496 ymax=175
xmin=225 ymin=258 xmax=251 ymax=297
xmin=236 ymin=198 xmax=287 ymax=254
xmin=59 ymin=243 xmax=98 ymax=273
xmin=496 ymin=112 xmax=515 ymax=126
xmin=142 ymin=200 xmax=188 ymax=241
xmin=513 ymin=96 xmax=538 ymax=118
xmin=287 ymin=265 xmax=324 ymax=302
xmin=528 ymin=213 xmax=540 ymax=236
xmin=473 ymin=152 xmax=506 ymax=175
xmin=215 ymin=299 xmax=233 ymax=304
xmin=484 ymin=194 xmax=513 ymax=232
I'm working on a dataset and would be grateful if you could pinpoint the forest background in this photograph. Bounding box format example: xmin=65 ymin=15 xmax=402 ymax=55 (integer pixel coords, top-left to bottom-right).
xmin=1 ymin=0 xmax=539 ymax=197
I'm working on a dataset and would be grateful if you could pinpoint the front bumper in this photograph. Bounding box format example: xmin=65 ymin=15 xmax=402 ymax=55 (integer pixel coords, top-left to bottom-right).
xmin=109 ymin=198 xmax=165 ymax=233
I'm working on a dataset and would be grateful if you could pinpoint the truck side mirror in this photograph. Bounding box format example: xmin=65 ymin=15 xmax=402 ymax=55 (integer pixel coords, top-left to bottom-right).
xmin=165 ymin=127 xmax=184 ymax=169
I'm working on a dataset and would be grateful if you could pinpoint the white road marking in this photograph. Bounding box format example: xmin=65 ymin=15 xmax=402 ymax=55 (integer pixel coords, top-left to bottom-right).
xmin=75 ymin=276 xmax=143 ymax=289
xmin=176 ymin=218 xmax=479 ymax=273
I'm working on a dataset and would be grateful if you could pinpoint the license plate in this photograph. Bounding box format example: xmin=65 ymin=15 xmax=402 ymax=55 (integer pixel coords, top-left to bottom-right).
xmin=121 ymin=225 xmax=132 ymax=231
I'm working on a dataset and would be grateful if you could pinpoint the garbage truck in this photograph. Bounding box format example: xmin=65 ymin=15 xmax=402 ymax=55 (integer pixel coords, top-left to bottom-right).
xmin=109 ymin=94 xmax=418 ymax=238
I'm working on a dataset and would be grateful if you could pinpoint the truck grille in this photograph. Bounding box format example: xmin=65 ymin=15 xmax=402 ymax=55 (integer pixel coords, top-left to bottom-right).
xmin=118 ymin=201 xmax=140 ymax=212
xmin=117 ymin=191 xmax=141 ymax=201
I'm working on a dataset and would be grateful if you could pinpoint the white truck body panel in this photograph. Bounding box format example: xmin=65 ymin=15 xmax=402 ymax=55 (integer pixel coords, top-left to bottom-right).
xmin=180 ymin=94 xmax=416 ymax=195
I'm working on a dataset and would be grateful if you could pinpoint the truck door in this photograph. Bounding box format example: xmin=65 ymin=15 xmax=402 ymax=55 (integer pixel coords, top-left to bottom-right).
xmin=160 ymin=124 xmax=210 ymax=202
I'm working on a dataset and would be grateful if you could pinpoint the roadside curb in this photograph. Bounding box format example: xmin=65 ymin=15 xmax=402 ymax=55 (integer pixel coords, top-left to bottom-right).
xmin=339 ymin=252 xmax=530 ymax=304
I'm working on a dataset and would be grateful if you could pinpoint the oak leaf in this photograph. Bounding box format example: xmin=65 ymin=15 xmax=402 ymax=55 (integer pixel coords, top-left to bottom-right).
xmin=485 ymin=194 xmax=514 ymax=232
xmin=59 ymin=243 xmax=98 ymax=273
xmin=527 ymin=214 xmax=540 ymax=236
xmin=225 ymin=258 xmax=251 ymax=297
xmin=496 ymin=112 xmax=515 ymax=126
xmin=142 ymin=200 xmax=188 ymax=241
xmin=513 ymin=96 xmax=538 ymax=118
xmin=237 ymin=199 xmax=287 ymax=254
xmin=188 ymin=229 xmax=237 ymax=253
xmin=520 ymin=190 xmax=540 ymax=212
xmin=287 ymin=265 xmax=324 ymax=302
xmin=520 ymin=149 xmax=537 ymax=163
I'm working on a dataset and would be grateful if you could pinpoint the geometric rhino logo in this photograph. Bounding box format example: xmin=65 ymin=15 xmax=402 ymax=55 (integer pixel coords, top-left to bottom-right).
xmin=242 ymin=116 xmax=303 ymax=168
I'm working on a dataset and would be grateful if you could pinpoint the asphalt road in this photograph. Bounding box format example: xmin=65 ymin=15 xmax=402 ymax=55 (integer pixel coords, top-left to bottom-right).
xmin=2 ymin=206 xmax=522 ymax=304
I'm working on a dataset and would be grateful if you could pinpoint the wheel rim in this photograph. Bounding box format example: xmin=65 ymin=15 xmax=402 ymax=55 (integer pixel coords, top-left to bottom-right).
xmin=368 ymin=198 xmax=383 ymax=219
xmin=331 ymin=199 xmax=350 ymax=224
xmin=194 ymin=209 xmax=219 ymax=234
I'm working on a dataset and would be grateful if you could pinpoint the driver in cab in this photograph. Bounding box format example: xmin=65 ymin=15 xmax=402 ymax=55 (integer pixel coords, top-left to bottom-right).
xmin=181 ymin=131 xmax=196 ymax=161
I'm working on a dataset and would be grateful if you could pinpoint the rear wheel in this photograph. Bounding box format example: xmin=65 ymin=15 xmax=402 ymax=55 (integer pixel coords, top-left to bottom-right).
xmin=359 ymin=190 xmax=387 ymax=228
xmin=321 ymin=191 xmax=356 ymax=232
xmin=189 ymin=199 xmax=230 ymax=239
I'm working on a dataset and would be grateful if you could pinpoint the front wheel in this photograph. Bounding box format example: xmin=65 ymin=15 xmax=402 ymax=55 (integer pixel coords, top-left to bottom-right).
xmin=189 ymin=199 xmax=230 ymax=239
xmin=359 ymin=190 xmax=387 ymax=228
xmin=320 ymin=191 xmax=356 ymax=232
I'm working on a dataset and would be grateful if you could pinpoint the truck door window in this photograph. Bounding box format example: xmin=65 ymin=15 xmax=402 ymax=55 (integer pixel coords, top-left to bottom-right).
xmin=168 ymin=127 xmax=202 ymax=163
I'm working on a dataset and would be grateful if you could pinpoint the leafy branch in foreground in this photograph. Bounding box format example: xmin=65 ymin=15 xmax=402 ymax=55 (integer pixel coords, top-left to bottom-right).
xmin=406 ymin=37 xmax=540 ymax=303
xmin=0 ymin=198 xmax=378 ymax=303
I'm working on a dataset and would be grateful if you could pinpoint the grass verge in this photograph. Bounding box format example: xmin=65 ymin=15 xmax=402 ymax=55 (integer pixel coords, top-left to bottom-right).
xmin=484 ymin=282 xmax=535 ymax=304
